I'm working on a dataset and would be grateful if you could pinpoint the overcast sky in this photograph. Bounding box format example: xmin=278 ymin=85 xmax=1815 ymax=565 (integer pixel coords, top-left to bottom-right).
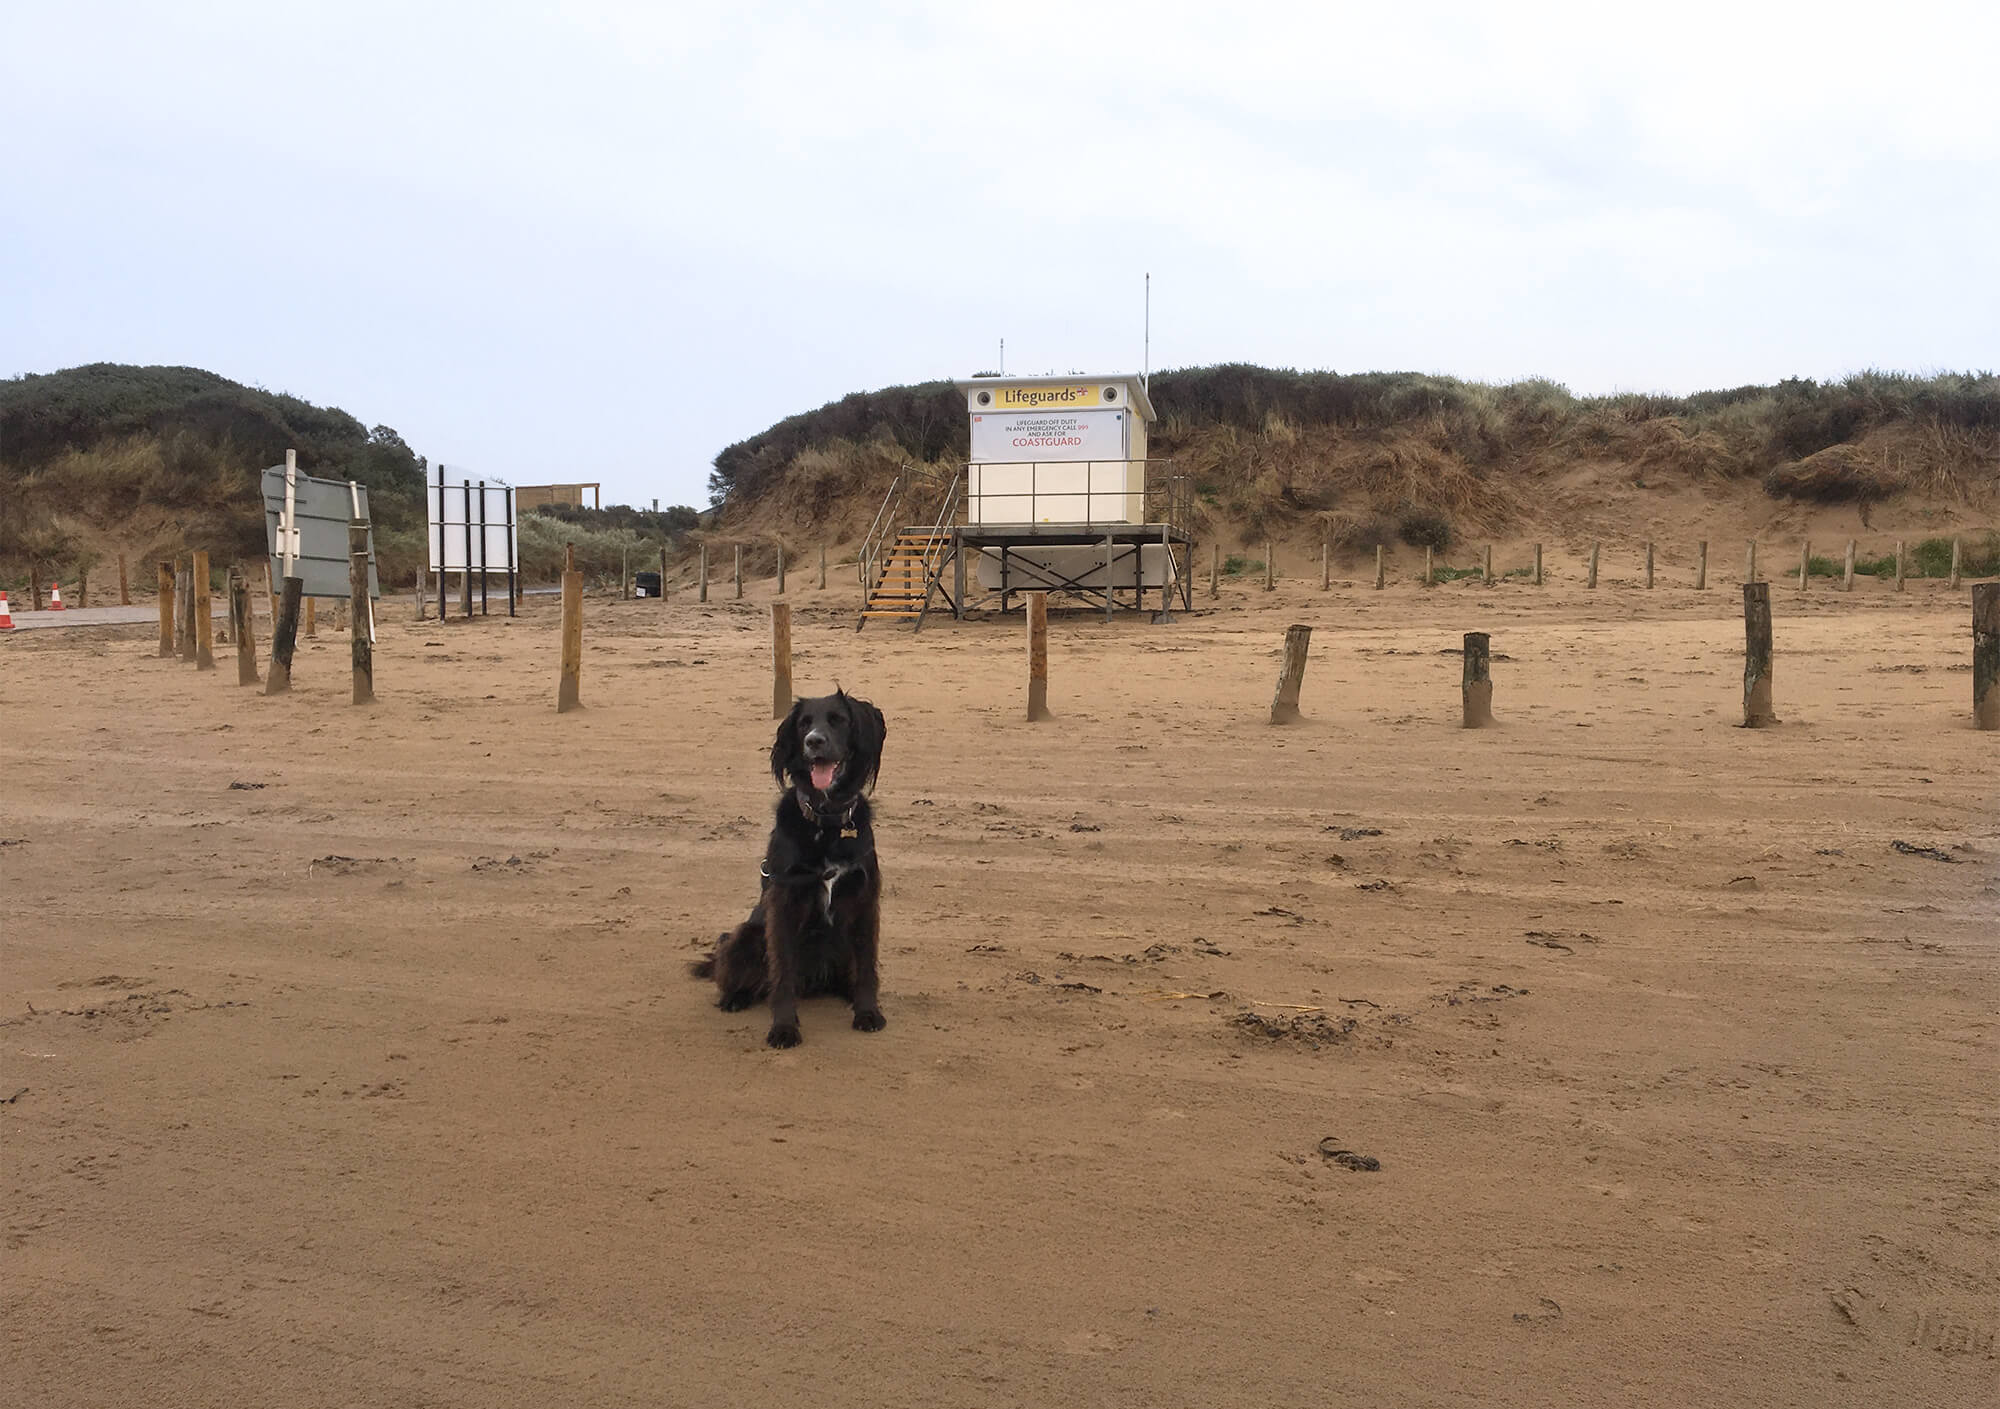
xmin=5 ymin=1 xmax=1995 ymax=509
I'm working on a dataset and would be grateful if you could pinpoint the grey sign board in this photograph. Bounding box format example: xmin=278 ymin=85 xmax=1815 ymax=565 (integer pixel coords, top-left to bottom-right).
xmin=262 ymin=466 xmax=382 ymax=599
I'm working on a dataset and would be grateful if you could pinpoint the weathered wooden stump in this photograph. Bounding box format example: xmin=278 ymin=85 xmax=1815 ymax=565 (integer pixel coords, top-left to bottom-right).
xmin=231 ymin=568 xmax=259 ymax=686
xmin=770 ymin=603 xmax=792 ymax=719
xmin=1974 ymin=583 xmax=1999 ymax=730
xmin=1026 ymin=592 xmax=1051 ymax=722
xmin=1270 ymin=624 xmax=1311 ymax=725
xmin=265 ymin=577 xmax=303 ymax=695
xmin=1462 ymin=631 xmax=1493 ymax=728
xmin=156 ymin=562 xmax=175 ymax=657
xmin=557 ymin=545 xmax=583 ymax=712
xmin=349 ymin=520 xmax=373 ymax=705
xmin=1742 ymin=582 xmax=1777 ymax=727
xmin=192 ymin=551 xmax=216 ymax=671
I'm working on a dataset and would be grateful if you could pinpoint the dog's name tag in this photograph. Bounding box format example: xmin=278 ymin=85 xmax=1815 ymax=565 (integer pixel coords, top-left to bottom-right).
xmin=840 ymin=827 xmax=859 ymax=839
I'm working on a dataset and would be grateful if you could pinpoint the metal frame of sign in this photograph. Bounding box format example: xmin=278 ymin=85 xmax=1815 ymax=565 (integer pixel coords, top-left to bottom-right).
xmin=427 ymin=464 xmax=518 ymax=619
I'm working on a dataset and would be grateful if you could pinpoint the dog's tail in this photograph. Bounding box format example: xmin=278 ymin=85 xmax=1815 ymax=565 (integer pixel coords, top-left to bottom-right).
xmin=688 ymin=955 xmax=715 ymax=980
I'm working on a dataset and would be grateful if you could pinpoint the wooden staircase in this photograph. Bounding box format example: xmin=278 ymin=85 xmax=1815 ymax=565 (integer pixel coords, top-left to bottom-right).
xmin=859 ymin=529 xmax=952 ymax=625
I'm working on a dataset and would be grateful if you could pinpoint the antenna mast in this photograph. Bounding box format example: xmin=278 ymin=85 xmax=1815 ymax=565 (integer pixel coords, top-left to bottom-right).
xmin=1143 ymin=273 xmax=1150 ymax=388
xmin=1000 ymin=337 xmax=1005 ymax=375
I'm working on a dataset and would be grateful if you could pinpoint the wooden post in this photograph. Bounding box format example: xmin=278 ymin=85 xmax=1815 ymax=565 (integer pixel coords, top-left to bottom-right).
xmin=1742 ymin=582 xmax=1777 ymax=727
xmin=558 ymin=544 xmax=583 ymax=713
xmin=266 ymin=562 xmax=278 ymax=625
xmin=662 ymin=546 xmax=672 ymax=602
xmin=775 ymin=545 xmax=786 ymax=595
xmin=348 ymin=519 xmax=373 ymax=705
xmin=953 ymin=529 xmax=966 ymax=619
xmin=1269 ymin=624 xmax=1311 ymax=725
xmin=417 ymin=575 xmax=427 ymax=621
xmin=1462 ymin=631 xmax=1493 ymax=728
xmin=156 ymin=562 xmax=175 ymax=657
xmin=699 ymin=544 xmax=709 ymax=602
xmin=78 ymin=567 xmax=88 ymax=609
xmin=621 ymin=547 xmax=629 ymax=600
xmin=1209 ymin=543 xmax=1219 ymax=598
xmin=769 ymin=602 xmax=792 ymax=719
xmin=1263 ymin=542 xmax=1274 ymax=592
xmin=177 ymin=560 xmax=194 ymax=661
xmin=28 ymin=568 xmax=41 ymax=612
xmin=1027 ymin=591 xmax=1051 ymax=722
xmin=1844 ymin=539 xmax=1857 ymax=592
xmin=1744 ymin=540 xmax=1757 ymax=584
xmin=1374 ymin=544 xmax=1385 ymax=591
xmin=1423 ymin=545 xmax=1433 ymax=587
xmin=265 ymin=577 xmax=303 ymax=695
xmin=819 ymin=543 xmax=827 ymax=591
xmin=303 ymin=595 xmax=317 ymax=637
xmin=1645 ymin=541 xmax=1655 ymax=590
xmin=1798 ymin=540 xmax=1810 ymax=591
xmin=1105 ymin=535 xmax=1116 ymax=621
xmin=1585 ymin=541 xmax=1599 ymax=589
xmin=1484 ymin=543 xmax=1494 ymax=587
xmin=1974 ymin=583 xmax=2000 ymax=730
xmin=231 ymin=568 xmax=259 ymax=685
xmin=460 ymin=565 xmax=471 ymax=617
xmin=1696 ymin=540 xmax=1708 ymax=590
xmin=1895 ymin=540 xmax=1906 ymax=592
xmin=1532 ymin=543 xmax=1543 ymax=586
xmin=1320 ymin=542 xmax=1330 ymax=592
xmin=734 ymin=544 xmax=743 ymax=600
xmin=118 ymin=554 xmax=130 ymax=606
xmin=1949 ymin=537 xmax=1962 ymax=591
xmin=192 ymin=552 xmax=215 ymax=670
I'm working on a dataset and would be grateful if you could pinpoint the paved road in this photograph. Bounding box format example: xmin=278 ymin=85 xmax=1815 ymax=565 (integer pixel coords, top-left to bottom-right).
xmin=3 ymin=604 xmax=228 ymax=631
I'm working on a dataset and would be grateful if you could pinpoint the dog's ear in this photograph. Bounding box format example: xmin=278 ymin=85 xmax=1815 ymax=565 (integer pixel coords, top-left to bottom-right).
xmin=770 ymin=699 xmax=805 ymax=788
xmin=847 ymin=695 xmax=887 ymax=793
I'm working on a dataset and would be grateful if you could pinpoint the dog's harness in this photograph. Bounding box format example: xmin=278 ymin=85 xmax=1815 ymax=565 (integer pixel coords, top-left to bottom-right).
xmin=762 ymin=793 xmax=869 ymax=923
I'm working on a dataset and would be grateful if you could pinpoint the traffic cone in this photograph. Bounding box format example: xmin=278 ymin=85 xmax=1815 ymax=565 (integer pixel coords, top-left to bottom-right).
xmin=0 ymin=592 xmax=13 ymax=629
xmin=49 ymin=581 xmax=65 ymax=610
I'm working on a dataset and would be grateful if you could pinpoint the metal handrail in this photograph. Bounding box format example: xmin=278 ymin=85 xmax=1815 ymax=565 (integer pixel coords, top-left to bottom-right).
xmin=959 ymin=458 xmax=1185 ymax=534
xmin=858 ymin=470 xmax=909 ymax=589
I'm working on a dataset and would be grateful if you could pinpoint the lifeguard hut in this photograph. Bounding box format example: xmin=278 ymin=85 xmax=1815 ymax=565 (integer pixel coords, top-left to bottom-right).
xmin=857 ymin=373 xmax=1192 ymax=627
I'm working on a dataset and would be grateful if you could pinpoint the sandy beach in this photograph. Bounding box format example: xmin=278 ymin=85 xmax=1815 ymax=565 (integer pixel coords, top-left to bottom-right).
xmin=4 ymin=568 xmax=1996 ymax=1407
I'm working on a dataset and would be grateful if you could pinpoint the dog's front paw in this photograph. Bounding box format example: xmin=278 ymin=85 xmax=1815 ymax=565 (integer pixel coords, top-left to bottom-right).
xmin=766 ymin=1022 xmax=803 ymax=1049
xmin=852 ymin=1009 xmax=887 ymax=1033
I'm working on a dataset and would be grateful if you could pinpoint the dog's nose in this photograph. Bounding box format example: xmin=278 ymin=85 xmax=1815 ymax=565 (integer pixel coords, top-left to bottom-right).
xmin=804 ymin=729 xmax=828 ymax=751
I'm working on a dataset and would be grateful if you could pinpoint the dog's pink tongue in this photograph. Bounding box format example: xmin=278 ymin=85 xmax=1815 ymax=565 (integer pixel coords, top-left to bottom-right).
xmin=810 ymin=762 xmax=836 ymax=792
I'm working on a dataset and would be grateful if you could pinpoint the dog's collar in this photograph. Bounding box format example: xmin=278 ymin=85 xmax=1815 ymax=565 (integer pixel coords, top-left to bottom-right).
xmin=795 ymin=788 xmax=860 ymax=838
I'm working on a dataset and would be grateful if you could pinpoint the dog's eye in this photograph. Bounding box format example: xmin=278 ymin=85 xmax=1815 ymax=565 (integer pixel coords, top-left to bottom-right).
xmin=828 ymin=712 xmax=846 ymax=726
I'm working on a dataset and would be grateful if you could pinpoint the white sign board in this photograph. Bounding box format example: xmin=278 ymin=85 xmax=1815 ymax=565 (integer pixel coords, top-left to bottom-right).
xmin=428 ymin=479 xmax=519 ymax=574
xmin=970 ymin=408 xmax=1127 ymax=464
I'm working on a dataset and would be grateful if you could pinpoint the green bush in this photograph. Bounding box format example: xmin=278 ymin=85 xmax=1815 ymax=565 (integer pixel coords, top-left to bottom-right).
xmin=1397 ymin=505 xmax=1453 ymax=550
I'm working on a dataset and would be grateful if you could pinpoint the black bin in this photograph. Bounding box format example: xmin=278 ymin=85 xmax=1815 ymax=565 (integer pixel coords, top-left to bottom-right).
xmin=634 ymin=571 xmax=663 ymax=598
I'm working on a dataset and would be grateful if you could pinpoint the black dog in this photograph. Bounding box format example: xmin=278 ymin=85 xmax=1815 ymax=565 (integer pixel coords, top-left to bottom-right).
xmin=692 ymin=690 xmax=888 ymax=1048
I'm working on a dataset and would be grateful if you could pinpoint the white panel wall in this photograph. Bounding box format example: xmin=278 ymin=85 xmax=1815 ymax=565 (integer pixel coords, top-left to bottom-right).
xmin=968 ymin=461 xmax=1144 ymax=524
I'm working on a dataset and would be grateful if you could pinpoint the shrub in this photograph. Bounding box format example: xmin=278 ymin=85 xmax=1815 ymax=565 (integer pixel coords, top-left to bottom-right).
xmin=1396 ymin=505 xmax=1453 ymax=550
